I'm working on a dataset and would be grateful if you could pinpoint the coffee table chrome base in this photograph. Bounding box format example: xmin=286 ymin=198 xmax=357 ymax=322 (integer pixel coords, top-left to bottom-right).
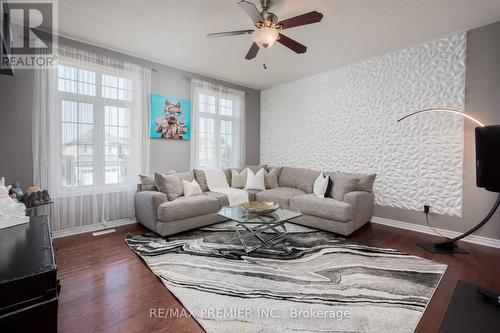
xmin=233 ymin=220 xmax=288 ymax=253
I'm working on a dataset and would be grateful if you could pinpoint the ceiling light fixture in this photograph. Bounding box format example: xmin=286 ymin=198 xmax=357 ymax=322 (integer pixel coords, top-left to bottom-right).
xmin=252 ymin=25 xmax=279 ymax=48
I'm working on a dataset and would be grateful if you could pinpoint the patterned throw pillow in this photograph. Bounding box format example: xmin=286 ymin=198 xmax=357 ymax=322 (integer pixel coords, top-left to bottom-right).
xmin=193 ymin=169 xmax=209 ymax=192
xmin=263 ymin=168 xmax=279 ymax=189
xmin=139 ymin=175 xmax=158 ymax=191
xmin=231 ymin=168 xmax=248 ymax=189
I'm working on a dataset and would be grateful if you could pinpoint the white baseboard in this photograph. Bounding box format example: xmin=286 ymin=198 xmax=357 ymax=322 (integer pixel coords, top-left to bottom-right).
xmin=52 ymin=218 xmax=137 ymax=239
xmin=371 ymin=216 xmax=500 ymax=249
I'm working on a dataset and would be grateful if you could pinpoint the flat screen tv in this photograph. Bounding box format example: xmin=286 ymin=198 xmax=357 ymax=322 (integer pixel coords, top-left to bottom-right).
xmin=475 ymin=125 xmax=500 ymax=192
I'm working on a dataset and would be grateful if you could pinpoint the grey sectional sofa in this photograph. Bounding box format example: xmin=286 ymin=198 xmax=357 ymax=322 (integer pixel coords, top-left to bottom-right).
xmin=135 ymin=166 xmax=375 ymax=237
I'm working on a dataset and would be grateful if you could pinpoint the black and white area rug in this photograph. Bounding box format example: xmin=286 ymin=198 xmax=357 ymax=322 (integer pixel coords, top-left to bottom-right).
xmin=126 ymin=222 xmax=447 ymax=333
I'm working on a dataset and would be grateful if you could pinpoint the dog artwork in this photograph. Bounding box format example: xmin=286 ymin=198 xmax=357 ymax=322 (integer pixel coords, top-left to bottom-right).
xmin=150 ymin=94 xmax=191 ymax=140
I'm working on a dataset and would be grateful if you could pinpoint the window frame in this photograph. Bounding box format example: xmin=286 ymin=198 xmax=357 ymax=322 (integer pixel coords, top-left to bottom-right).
xmin=196 ymin=90 xmax=239 ymax=169
xmin=56 ymin=59 xmax=135 ymax=195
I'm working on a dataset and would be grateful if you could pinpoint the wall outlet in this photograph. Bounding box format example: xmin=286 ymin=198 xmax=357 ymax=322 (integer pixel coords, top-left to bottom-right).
xmin=424 ymin=205 xmax=430 ymax=214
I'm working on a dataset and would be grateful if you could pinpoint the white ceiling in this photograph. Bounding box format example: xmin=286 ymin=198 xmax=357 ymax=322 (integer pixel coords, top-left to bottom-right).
xmin=58 ymin=0 xmax=500 ymax=90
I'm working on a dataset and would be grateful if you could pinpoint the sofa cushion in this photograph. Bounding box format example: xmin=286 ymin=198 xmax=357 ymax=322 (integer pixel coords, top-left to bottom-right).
xmin=157 ymin=195 xmax=220 ymax=222
xmin=278 ymin=167 xmax=321 ymax=194
xmin=246 ymin=189 xmax=260 ymax=201
xmin=204 ymin=191 xmax=229 ymax=207
xmin=204 ymin=189 xmax=259 ymax=205
xmin=330 ymin=173 xmax=359 ymax=201
xmin=290 ymin=194 xmax=352 ymax=222
xmin=334 ymin=171 xmax=377 ymax=193
xmin=255 ymin=187 xmax=305 ymax=207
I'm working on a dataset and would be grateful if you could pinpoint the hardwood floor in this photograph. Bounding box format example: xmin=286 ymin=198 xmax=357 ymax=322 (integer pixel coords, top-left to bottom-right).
xmin=54 ymin=222 xmax=500 ymax=333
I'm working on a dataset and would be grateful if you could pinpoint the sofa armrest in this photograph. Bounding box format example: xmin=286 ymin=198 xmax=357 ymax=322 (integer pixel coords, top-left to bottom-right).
xmin=343 ymin=191 xmax=375 ymax=232
xmin=134 ymin=191 xmax=167 ymax=232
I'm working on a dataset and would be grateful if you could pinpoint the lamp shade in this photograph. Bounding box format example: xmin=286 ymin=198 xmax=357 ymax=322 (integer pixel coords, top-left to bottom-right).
xmin=252 ymin=26 xmax=279 ymax=48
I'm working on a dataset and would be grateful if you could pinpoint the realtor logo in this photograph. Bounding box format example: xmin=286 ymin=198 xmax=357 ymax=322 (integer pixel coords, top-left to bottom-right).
xmin=1 ymin=0 xmax=58 ymax=69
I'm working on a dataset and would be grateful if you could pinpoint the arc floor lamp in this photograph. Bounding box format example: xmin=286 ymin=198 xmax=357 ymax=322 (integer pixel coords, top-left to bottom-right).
xmin=398 ymin=108 xmax=500 ymax=254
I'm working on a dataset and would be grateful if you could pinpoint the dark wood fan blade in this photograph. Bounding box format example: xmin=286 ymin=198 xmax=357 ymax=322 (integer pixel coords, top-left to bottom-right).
xmin=207 ymin=30 xmax=254 ymax=38
xmin=238 ymin=0 xmax=263 ymax=23
xmin=245 ymin=42 xmax=259 ymax=60
xmin=278 ymin=33 xmax=307 ymax=54
xmin=279 ymin=11 xmax=323 ymax=29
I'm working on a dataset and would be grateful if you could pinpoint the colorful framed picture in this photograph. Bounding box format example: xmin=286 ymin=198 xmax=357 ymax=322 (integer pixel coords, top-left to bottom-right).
xmin=150 ymin=93 xmax=191 ymax=140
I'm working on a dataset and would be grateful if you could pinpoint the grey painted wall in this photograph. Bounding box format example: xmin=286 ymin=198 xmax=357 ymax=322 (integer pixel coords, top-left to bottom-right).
xmin=0 ymin=69 xmax=34 ymax=188
xmin=374 ymin=20 xmax=500 ymax=240
xmin=0 ymin=36 xmax=260 ymax=187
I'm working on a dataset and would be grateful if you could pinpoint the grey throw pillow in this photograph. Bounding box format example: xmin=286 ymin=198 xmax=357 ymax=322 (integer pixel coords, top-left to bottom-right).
xmin=139 ymin=175 xmax=157 ymax=191
xmin=337 ymin=171 xmax=377 ymax=192
xmin=264 ymin=168 xmax=280 ymax=189
xmin=357 ymin=174 xmax=376 ymax=192
xmin=155 ymin=171 xmax=194 ymax=201
xmin=193 ymin=169 xmax=209 ymax=192
xmin=222 ymin=168 xmax=232 ymax=185
xmin=231 ymin=169 xmax=247 ymax=189
xmin=278 ymin=167 xmax=320 ymax=193
xmin=331 ymin=173 xmax=360 ymax=201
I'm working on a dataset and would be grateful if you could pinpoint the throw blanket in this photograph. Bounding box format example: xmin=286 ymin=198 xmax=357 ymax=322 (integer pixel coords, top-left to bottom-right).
xmin=203 ymin=169 xmax=249 ymax=206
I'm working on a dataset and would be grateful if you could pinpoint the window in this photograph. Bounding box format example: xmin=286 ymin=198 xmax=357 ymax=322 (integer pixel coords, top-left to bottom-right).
xmin=57 ymin=62 xmax=135 ymax=190
xmin=102 ymin=74 xmax=133 ymax=101
xmin=58 ymin=64 xmax=96 ymax=96
xmin=61 ymin=100 xmax=94 ymax=186
xmin=104 ymin=106 xmax=130 ymax=184
xmin=191 ymin=79 xmax=245 ymax=170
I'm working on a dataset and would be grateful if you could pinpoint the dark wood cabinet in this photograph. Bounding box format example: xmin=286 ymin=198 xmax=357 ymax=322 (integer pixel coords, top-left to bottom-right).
xmin=0 ymin=216 xmax=59 ymax=332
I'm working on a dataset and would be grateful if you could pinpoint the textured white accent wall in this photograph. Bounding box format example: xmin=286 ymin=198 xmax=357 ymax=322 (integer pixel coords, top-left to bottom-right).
xmin=261 ymin=33 xmax=466 ymax=216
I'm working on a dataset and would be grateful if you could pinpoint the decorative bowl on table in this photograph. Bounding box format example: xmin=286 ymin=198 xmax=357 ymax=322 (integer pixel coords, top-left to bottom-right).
xmin=242 ymin=201 xmax=280 ymax=215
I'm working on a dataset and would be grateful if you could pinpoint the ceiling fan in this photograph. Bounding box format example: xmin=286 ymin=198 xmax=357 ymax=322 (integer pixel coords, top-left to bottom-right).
xmin=207 ymin=0 xmax=323 ymax=60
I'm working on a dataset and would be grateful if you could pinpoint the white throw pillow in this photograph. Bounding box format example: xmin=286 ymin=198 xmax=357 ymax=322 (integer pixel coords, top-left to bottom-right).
xmin=313 ymin=173 xmax=329 ymax=198
xmin=182 ymin=179 xmax=202 ymax=197
xmin=245 ymin=168 xmax=266 ymax=191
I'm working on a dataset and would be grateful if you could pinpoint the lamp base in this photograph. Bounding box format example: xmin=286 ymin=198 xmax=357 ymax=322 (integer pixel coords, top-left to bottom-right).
xmin=417 ymin=241 xmax=469 ymax=254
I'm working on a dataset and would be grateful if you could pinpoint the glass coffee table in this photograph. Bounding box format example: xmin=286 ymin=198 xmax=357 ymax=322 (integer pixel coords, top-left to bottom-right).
xmin=218 ymin=204 xmax=302 ymax=253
